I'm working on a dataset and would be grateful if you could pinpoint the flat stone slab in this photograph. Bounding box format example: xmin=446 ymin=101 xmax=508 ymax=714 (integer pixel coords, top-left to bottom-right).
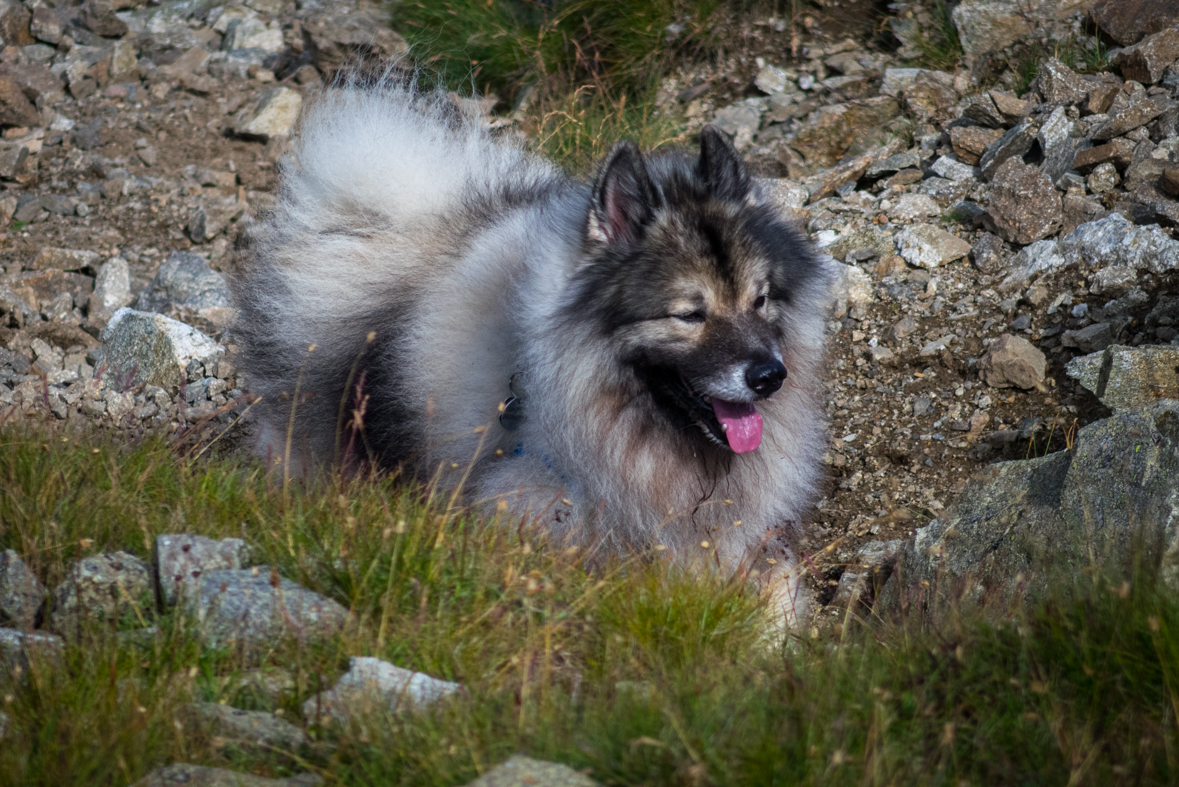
xmin=895 ymin=224 xmax=972 ymax=268
xmin=302 ymin=656 xmax=461 ymax=725
xmin=189 ymin=569 xmax=348 ymax=653
xmin=463 ymin=756 xmax=599 ymax=787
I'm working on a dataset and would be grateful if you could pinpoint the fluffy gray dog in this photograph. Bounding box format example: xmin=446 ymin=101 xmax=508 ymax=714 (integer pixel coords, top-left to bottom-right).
xmin=233 ymin=79 xmax=832 ymax=628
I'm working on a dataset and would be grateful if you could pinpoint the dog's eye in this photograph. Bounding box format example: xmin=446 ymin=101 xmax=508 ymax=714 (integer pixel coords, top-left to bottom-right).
xmin=673 ymin=311 xmax=706 ymax=324
xmin=753 ymin=295 xmax=767 ymax=310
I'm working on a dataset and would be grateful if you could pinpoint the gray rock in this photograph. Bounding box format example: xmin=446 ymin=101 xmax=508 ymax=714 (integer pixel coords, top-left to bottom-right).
xmin=79 ymin=0 xmax=128 ymax=37
xmin=895 ymin=224 xmax=972 ymax=269
xmin=1065 ymin=345 xmax=1179 ymax=410
xmin=136 ymin=252 xmax=232 ymax=315
xmin=133 ymin=764 xmax=322 ymax=787
xmin=232 ymin=87 xmax=303 ymax=141
xmin=100 ymin=308 xmax=225 ymax=389
xmin=880 ymin=67 xmax=924 ymax=97
xmin=463 ymin=756 xmax=599 ymax=787
xmin=1092 ymin=95 xmax=1169 ymax=141
xmin=757 ymin=178 xmax=809 ymax=224
xmin=189 ymin=569 xmax=348 ymax=653
xmin=0 ymin=550 xmax=44 ymax=630
xmin=997 ymin=239 xmax=1065 ymax=295
xmin=951 ymin=0 xmax=1088 ymax=60
xmin=89 ymin=256 xmax=133 ymax=329
xmin=831 ymin=539 xmax=905 ymax=608
xmin=986 ymin=158 xmax=1062 ymax=245
xmin=930 ymin=155 xmax=978 ymax=182
xmin=1061 ymin=321 xmax=1114 ymax=353
xmin=175 ymin=702 xmax=309 ymax=752
xmin=47 ymin=552 xmax=153 ymax=638
xmin=888 ymin=192 xmax=941 ymax=222
xmin=1059 ymin=214 xmax=1179 ymax=275
xmin=0 ymin=628 xmax=64 ymax=677
xmin=978 ymin=333 xmax=1047 ymax=390
xmin=302 ymin=3 xmax=408 ymax=76
xmin=188 ymin=199 xmax=245 ymax=244
xmin=754 ymin=63 xmax=793 ymax=95
xmin=979 ymin=117 xmax=1039 ymax=180
xmin=1037 ymin=106 xmax=1081 ymax=186
xmin=711 ymin=99 xmax=764 ymax=150
xmin=155 ymin=534 xmax=251 ymax=607
xmin=829 ymin=261 xmax=872 ymax=318
xmin=824 ymin=226 xmax=895 ymax=262
xmin=1113 ymin=27 xmax=1179 ymax=85
xmin=1033 ymin=57 xmax=1090 ymax=104
xmin=28 ymin=248 xmax=99 ymax=272
xmin=971 ymin=232 xmax=1006 ymax=274
xmin=919 ymin=334 xmax=957 ymax=356
xmin=302 ymin=656 xmax=461 ymax=725
xmin=1087 ymin=162 xmax=1119 ymax=193
xmin=0 ymin=710 xmax=8 ymax=741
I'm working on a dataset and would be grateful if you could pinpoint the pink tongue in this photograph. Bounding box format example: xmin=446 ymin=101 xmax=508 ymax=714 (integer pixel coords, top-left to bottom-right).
xmin=711 ymin=399 xmax=763 ymax=453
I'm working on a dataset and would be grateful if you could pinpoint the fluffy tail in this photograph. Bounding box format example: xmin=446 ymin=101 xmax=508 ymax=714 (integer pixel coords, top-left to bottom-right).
xmin=232 ymin=77 xmax=558 ymax=469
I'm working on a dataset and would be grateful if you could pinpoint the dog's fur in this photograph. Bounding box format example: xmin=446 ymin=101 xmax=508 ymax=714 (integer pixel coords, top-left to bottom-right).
xmin=233 ymin=79 xmax=832 ymax=627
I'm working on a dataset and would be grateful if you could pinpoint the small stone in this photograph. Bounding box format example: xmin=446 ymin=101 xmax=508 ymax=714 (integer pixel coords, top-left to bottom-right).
xmin=136 ymin=252 xmax=233 ymax=316
xmin=89 ymin=256 xmax=132 ymax=329
xmin=997 ymin=240 xmax=1064 ymax=293
xmin=1060 ymin=214 xmax=1179 ymax=275
xmin=880 ymin=68 xmax=924 ymax=97
xmin=986 ymin=158 xmax=1062 ymax=245
xmin=754 ymin=63 xmax=792 ymax=95
xmin=988 ymin=90 xmax=1031 ymax=124
xmin=1061 ymin=322 xmax=1114 ymax=354
xmin=462 ymin=756 xmax=600 ymax=787
xmin=1085 ymin=79 xmax=1121 ymax=115
xmin=961 ymin=93 xmax=1005 ymax=128
xmin=888 ymin=192 xmax=941 ymax=222
xmin=100 ymin=308 xmax=225 ymax=389
xmin=189 ymin=569 xmax=348 ymax=654
xmin=0 ymin=629 xmax=64 ymax=677
xmin=0 ymin=550 xmax=45 ymax=630
xmin=710 ymin=100 xmax=764 ymax=150
xmin=888 ymin=315 xmax=918 ymax=342
xmin=79 ymin=0 xmax=128 ymax=37
xmin=175 ymin=703 xmax=309 ymax=753
xmin=1162 ymin=167 xmax=1179 ymax=197
xmin=1073 ymin=139 xmax=1134 ymax=173
xmin=132 ymin=764 xmax=322 ymax=787
xmin=895 ymin=224 xmax=973 ymax=269
xmin=904 ymin=73 xmax=958 ymax=124
xmin=232 ymin=87 xmax=303 ymax=141
xmin=155 ymin=534 xmax=250 ymax=606
xmin=302 ymin=656 xmax=461 ymax=726
xmin=47 ymin=552 xmax=153 ymax=638
xmin=1113 ymin=27 xmax=1179 ymax=85
xmin=0 ymin=74 xmax=40 ymax=128
xmin=930 ymin=155 xmax=978 ymax=182
xmin=978 ymin=334 xmax=1046 ymax=390
xmin=967 ymin=234 xmax=1003 ymax=276
xmin=830 ymin=261 xmax=873 ymax=318
xmin=1065 ymin=345 xmax=1179 ymax=410
xmin=1092 ymin=96 xmax=1168 ymax=142
xmin=28 ymin=248 xmax=99 ymax=272
xmin=1087 ymin=162 xmax=1120 ymax=194
xmin=920 ymin=335 xmax=956 ymax=356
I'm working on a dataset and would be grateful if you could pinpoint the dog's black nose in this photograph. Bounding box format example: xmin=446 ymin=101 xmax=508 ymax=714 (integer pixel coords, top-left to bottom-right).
xmin=746 ymin=360 xmax=787 ymax=396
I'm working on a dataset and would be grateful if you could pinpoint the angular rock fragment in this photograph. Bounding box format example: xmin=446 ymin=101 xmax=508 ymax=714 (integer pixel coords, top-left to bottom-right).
xmin=895 ymin=224 xmax=973 ymax=268
xmin=136 ymin=252 xmax=233 ymax=316
xmin=28 ymin=248 xmax=99 ymax=272
xmin=1113 ymin=27 xmax=1179 ymax=85
xmin=463 ymin=756 xmax=600 ymax=787
xmin=1065 ymin=345 xmax=1179 ymax=410
xmin=1090 ymin=0 xmax=1179 ymax=46
xmin=100 ymin=308 xmax=225 ymax=389
xmin=89 ymin=256 xmax=132 ymax=329
xmin=979 ymin=334 xmax=1046 ymax=390
xmin=986 ymin=159 xmax=1061 ymax=245
xmin=47 ymin=552 xmax=153 ymax=638
xmin=1033 ymin=57 xmax=1090 ymax=104
xmin=979 ymin=117 xmax=1038 ymax=180
xmin=232 ymin=87 xmax=302 ymax=141
xmin=1073 ymin=138 xmax=1134 ymax=173
xmin=155 ymin=534 xmax=250 ymax=606
xmin=1060 ymin=322 xmax=1113 ymax=354
xmin=0 ymin=628 xmax=64 ymax=676
xmin=175 ymin=703 xmax=309 ymax=753
xmin=950 ymin=125 xmax=1003 ymax=165
xmin=1092 ymin=96 xmax=1168 ymax=141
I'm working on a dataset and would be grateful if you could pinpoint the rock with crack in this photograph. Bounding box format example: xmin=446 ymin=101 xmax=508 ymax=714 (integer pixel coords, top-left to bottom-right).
xmin=302 ymin=656 xmax=461 ymax=726
xmin=100 ymin=308 xmax=225 ymax=389
xmin=188 ymin=568 xmax=348 ymax=654
xmin=1065 ymin=345 xmax=1179 ymax=410
xmin=155 ymin=534 xmax=251 ymax=607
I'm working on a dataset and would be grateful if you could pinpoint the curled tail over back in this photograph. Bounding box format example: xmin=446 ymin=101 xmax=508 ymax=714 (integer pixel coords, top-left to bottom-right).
xmin=232 ymin=77 xmax=560 ymax=469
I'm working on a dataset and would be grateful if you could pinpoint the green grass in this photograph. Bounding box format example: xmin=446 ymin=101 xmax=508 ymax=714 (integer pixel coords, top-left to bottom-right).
xmin=3 ymin=425 xmax=1179 ymax=785
xmin=907 ymin=0 xmax=963 ymax=72
xmin=1011 ymin=35 xmax=1116 ymax=96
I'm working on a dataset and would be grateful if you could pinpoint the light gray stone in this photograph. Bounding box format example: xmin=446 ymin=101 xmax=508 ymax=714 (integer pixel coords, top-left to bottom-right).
xmin=951 ymin=0 xmax=1098 ymax=60
xmin=930 ymin=155 xmax=978 ymax=182
xmin=829 ymin=261 xmax=872 ymax=318
xmin=232 ymin=87 xmax=302 ymax=140
xmin=28 ymin=248 xmax=99 ymax=272
xmin=978 ymin=333 xmax=1047 ymax=390
xmin=711 ymin=99 xmax=764 ymax=150
xmin=101 ymin=308 xmax=225 ymax=389
xmin=302 ymin=656 xmax=461 ymax=725
xmin=155 ymin=534 xmax=251 ymax=606
xmin=1065 ymin=345 xmax=1179 ymax=411
xmin=0 ymin=550 xmax=45 ymax=630
xmin=136 ymin=252 xmax=232 ymax=315
xmin=1060 ymin=322 xmax=1113 ymax=354
xmin=189 ymin=569 xmax=348 ymax=653
xmin=997 ymin=239 xmax=1064 ymax=293
xmin=880 ymin=67 xmax=924 ymax=97
xmin=133 ymin=764 xmax=322 ymax=787
xmin=0 ymin=628 xmax=64 ymax=677
xmin=1033 ymin=57 xmax=1090 ymax=104
xmin=89 ymin=256 xmax=133 ymax=329
xmin=919 ymin=334 xmax=957 ymax=355
xmin=1059 ymin=214 xmax=1179 ymax=275
xmin=888 ymin=192 xmax=941 ymax=222
xmin=463 ymin=756 xmax=599 ymax=787
xmin=895 ymin=224 xmax=973 ymax=268
xmin=47 ymin=552 xmax=153 ymax=638
xmin=175 ymin=702 xmax=309 ymax=752
xmin=754 ymin=63 xmax=793 ymax=95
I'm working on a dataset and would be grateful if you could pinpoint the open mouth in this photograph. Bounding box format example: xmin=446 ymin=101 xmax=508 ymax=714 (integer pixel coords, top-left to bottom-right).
xmin=673 ymin=376 xmax=764 ymax=454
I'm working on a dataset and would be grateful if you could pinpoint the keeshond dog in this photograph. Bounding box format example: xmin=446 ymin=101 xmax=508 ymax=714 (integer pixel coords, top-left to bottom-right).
xmin=233 ymin=79 xmax=832 ymax=628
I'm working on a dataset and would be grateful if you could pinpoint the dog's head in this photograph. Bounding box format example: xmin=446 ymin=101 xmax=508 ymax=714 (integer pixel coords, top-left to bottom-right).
xmin=568 ymin=126 xmax=826 ymax=454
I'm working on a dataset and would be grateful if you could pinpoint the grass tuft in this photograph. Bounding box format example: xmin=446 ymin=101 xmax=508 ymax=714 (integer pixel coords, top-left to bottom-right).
xmin=907 ymin=0 xmax=963 ymax=72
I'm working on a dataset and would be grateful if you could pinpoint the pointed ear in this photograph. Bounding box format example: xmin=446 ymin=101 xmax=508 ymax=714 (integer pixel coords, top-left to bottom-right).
xmin=589 ymin=141 xmax=658 ymax=246
xmin=698 ymin=124 xmax=752 ymax=203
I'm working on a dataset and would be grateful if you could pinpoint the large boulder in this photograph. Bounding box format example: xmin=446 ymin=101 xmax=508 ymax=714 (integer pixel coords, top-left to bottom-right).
xmin=100 ymin=308 xmax=225 ymax=389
